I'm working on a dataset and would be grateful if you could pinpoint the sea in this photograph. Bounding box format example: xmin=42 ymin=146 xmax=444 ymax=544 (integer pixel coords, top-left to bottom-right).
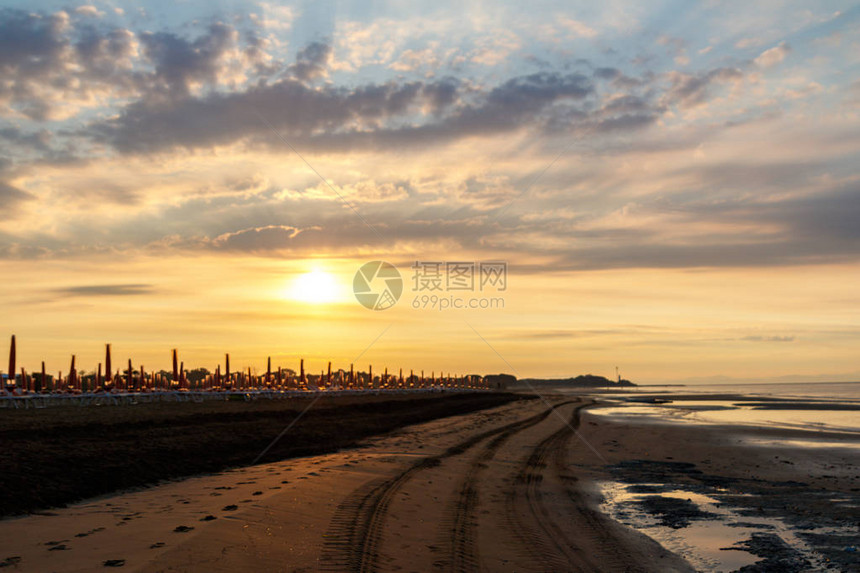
xmin=558 ymin=381 xmax=860 ymax=435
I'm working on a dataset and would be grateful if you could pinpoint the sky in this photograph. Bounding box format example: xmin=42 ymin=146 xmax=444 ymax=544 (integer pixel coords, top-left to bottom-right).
xmin=1 ymin=0 xmax=859 ymax=384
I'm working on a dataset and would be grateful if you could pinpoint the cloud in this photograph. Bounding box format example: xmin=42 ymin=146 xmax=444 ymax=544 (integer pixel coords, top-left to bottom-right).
xmin=0 ymin=127 xmax=52 ymax=152
xmin=535 ymin=183 xmax=860 ymax=271
xmin=0 ymin=10 xmax=275 ymax=119
xmin=470 ymin=30 xmax=521 ymax=66
xmin=389 ymin=45 xmax=455 ymax=73
xmin=3 ymin=5 xmax=859 ymax=280
xmin=90 ymin=76 xmax=426 ymax=153
xmin=211 ymin=225 xmax=305 ymax=251
xmin=657 ymin=34 xmax=688 ymax=65
xmin=739 ymin=335 xmax=795 ymax=342
xmin=0 ymin=10 xmax=70 ymax=119
xmin=735 ymin=37 xmax=764 ymax=49
xmin=513 ymin=328 xmax=625 ymax=339
xmin=251 ymin=2 xmax=295 ymax=31
xmin=0 ymin=181 xmax=35 ymax=212
xmin=664 ymin=67 xmax=744 ymax=108
xmin=288 ymin=42 xmax=331 ymax=81
xmin=74 ymin=5 xmax=104 ymax=18
xmin=87 ymin=69 xmax=606 ymax=154
xmin=557 ymin=17 xmax=598 ymax=39
xmin=53 ymin=284 xmax=156 ymax=297
xmin=754 ymin=42 xmax=790 ymax=69
xmin=846 ymin=79 xmax=860 ymax=107
xmin=139 ymin=23 xmax=241 ymax=98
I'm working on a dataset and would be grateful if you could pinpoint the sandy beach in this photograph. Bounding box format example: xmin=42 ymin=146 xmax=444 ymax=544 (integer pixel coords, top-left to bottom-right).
xmin=0 ymin=394 xmax=857 ymax=572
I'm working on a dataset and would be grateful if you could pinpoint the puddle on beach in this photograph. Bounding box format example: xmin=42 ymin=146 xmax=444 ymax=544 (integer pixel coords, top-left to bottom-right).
xmin=598 ymin=482 xmax=831 ymax=572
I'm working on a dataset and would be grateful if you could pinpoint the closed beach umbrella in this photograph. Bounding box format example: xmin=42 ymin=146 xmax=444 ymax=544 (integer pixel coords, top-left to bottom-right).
xmin=8 ymin=335 xmax=16 ymax=389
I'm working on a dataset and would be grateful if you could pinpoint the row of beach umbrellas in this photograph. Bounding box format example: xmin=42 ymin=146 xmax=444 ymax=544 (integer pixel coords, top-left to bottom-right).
xmin=1 ymin=335 xmax=486 ymax=395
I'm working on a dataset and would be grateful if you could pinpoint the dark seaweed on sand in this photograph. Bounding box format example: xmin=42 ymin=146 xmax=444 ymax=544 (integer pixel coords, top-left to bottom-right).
xmin=0 ymin=392 xmax=527 ymax=517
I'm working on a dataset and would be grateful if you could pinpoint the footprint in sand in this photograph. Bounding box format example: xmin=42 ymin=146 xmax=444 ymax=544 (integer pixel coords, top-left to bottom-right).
xmin=149 ymin=543 xmax=165 ymax=549
xmin=173 ymin=526 xmax=194 ymax=533
xmin=75 ymin=527 xmax=105 ymax=538
xmin=48 ymin=544 xmax=70 ymax=551
xmin=0 ymin=556 xmax=22 ymax=567
xmin=252 ymin=491 xmax=263 ymax=496
xmin=103 ymin=559 xmax=125 ymax=567
xmin=222 ymin=505 xmax=238 ymax=511
xmin=200 ymin=515 xmax=217 ymax=521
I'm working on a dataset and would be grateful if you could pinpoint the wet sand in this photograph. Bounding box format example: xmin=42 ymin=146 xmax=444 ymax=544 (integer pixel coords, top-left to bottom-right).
xmin=580 ymin=399 xmax=860 ymax=572
xmin=0 ymin=395 xmax=856 ymax=572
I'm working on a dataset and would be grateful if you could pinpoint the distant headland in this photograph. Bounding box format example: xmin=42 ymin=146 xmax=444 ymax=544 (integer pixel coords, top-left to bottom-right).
xmin=489 ymin=373 xmax=636 ymax=389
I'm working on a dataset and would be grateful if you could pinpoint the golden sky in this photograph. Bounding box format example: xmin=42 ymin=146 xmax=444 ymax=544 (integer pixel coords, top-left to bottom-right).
xmin=1 ymin=1 xmax=859 ymax=383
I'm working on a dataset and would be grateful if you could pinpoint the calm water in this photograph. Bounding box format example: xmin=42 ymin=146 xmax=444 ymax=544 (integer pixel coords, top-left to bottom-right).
xmin=650 ymin=381 xmax=860 ymax=401
xmin=559 ymin=381 xmax=860 ymax=434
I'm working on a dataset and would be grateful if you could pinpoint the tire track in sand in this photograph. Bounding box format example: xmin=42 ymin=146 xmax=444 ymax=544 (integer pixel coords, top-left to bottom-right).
xmin=440 ymin=399 xmax=583 ymax=572
xmin=319 ymin=400 xmax=576 ymax=573
xmin=504 ymin=400 xmax=651 ymax=572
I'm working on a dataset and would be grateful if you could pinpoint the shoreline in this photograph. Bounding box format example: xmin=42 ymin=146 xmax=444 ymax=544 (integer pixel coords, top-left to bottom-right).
xmin=577 ymin=399 xmax=860 ymax=571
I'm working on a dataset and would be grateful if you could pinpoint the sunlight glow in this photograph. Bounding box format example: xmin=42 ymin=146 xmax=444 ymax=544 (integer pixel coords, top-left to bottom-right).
xmin=289 ymin=269 xmax=339 ymax=304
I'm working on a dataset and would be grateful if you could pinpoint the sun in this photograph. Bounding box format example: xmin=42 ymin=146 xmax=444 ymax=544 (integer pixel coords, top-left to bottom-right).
xmin=289 ymin=269 xmax=339 ymax=304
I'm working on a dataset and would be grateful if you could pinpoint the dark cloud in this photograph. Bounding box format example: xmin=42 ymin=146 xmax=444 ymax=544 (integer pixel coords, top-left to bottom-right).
xmin=288 ymin=41 xmax=331 ymax=81
xmin=664 ymin=183 xmax=860 ymax=244
xmin=0 ymin=10 xmax=66 ymax=77
xmin=593 ymin=67 xmax=645 ymax=89
xmin=0 ymin=10 xmax=69 ymax=119
xmin=599 ymin=95 xmax=654 ymax=115
xmin=522 ymin=184 xmax=860 ymax=271
xmin=140 ymin=23 xmax=237 ymax=99
xmin=593 ymin=67 xmax=620 ymax=80
xmin=0 ymin=127 xmax=52 ymax=152
xmin=421 ymin=78 xmax=460 ymax=113
xmin=0 ymin=8 xmax=672 ymax=154
xmin=0 ymin=10 xmax=267 ymax=119
xmin=53 ymin=284 xmax=156 ymax=297
xmin=91 ymin=77 xmax=429 ymax=153
xmin=0 ymin=181 xmax=34 ymax=211
xmin=89 ymin=70 xmax=601 ymax=153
